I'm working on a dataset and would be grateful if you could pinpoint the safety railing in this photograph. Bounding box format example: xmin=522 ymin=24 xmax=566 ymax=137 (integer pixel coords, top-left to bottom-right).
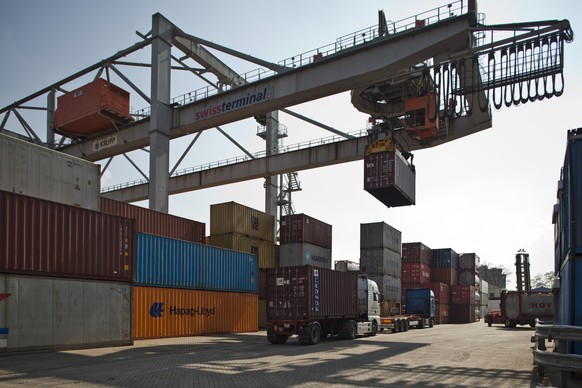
xmin=100 ymin=128 xmax=369 ymax=193
xmin=532 ymin=322 xmax=582 ymax=386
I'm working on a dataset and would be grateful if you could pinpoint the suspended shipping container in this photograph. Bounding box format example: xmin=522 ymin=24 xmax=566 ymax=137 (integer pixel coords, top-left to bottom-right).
xmin=278 ymin=242 xmax=332 ymax=269
xmin=363 ymin=150 xmax=415 ymax=207
xmin=210 ymin=201 xmax=275 ymax=242
xmin=0 ymin=133 xmax=100 ymax=210
xmin=432 ymin=248 xmax=459 ymax=268
xmin=402 ymin=242 xmax=432 ymax=265
xmin=360 ymin=222 xmax=402 ymax=253
xmin=360 ymin=247 xmax=401 ymax=277
xmin=54 ymin=78 xmax=134 ymax=137
xmin=133 ymin=286 xmax=258 ymax=339
xmin=367 ymin=274 xmax=401 ymax=302
xmin=100 ymin=197 xmax=205 ymax=243
xmin=136 ymin=233 xmax=258 ymax=293
xmin=0 ymin=274 xmax=132 ymax=353
xmin=280 ymin=213 xmax=332 ymax=249
xmin=208 ymin=233 xmax=277 ymax=268
xmin=0 ymin=190 xmax=134 ymax=282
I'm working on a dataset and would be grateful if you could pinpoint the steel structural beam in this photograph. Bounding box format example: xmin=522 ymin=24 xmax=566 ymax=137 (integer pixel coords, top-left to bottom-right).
xmin=101 ymin=113 xmax=488 ymax=203
xmin=60 ymin=14 xmax=476 ymax=162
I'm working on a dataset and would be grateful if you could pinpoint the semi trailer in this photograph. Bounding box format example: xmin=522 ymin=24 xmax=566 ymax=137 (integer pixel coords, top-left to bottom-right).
xmin=380 ymin=288 xmax=437 ymax=332
xmin=266 ymin=265 xmax=383 ymax=345
xmin=500 ymin=291 xmax=554 ymax=328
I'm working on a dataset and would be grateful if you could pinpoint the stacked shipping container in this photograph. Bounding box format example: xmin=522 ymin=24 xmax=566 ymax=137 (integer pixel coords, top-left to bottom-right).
xmin=279 ymin=214 xmax=332 ymax=268
xmin=360 ymin=222 xmax=402 ymax=304
xmin=454 ymin=253 xmax=480 ymax=322
xmin=430 ymin=248 xmax=459 ymax=324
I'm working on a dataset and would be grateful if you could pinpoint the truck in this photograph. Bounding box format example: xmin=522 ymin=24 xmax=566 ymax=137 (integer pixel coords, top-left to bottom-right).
xmin=380 ymin=288 xmax=437 ymax=332
xmin=266 ymin=265 xmax=383 ymax=345
xmin=499 ymin=291 xmax=554 ymax=328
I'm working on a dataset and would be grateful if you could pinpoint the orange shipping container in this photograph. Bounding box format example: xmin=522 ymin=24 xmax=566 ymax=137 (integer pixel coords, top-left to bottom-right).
xmin=134 ymin=286 xmax=257 ymax=339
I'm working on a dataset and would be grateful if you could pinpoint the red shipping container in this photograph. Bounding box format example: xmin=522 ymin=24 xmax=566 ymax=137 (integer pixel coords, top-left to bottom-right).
xmin=402 ymin=242 xmax=432 ymax=265
xmin=431 ymin=266 xmax=459 ymax=286
xmin=451 ymin=285 xmax=476 ymax=305
xmin=436 ymin=303 xmax=449 ymax=324
xmin=279 ymin=214 xmax=332 ymax=249
xmin=101 ymin=197 xmax=205 ymax=243
xmin=450 ymin=304 xmax=477 ymax=323
xmin=426 ymin=282 xmax=450 ymax=305
xmin=1 ymin=190 xmax=135 ymax=282
xmin=54 ymin=78 xmax=134 ymax=137
xmin=364 ymin=151 xmax=415 ymax=207
xmin=402 ymin=263 xmax=431 ymax=284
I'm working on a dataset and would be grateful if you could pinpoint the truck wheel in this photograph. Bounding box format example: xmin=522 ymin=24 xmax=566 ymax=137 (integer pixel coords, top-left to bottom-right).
xmin=308 ymin=323 xmax=321 ymax=345
xmin=429 ymin=318 xmax=434 ymax=328
xmin=487 ymin=318 xmax=492 ymax=327
xmin=403 ymin=320 xmax=409 ymax=332
xmin=392 ymin=320 xmax=399 ymax=334
xmin=417 ymin=320 xmax=424 ymax=329
xmin=504 ymin=319 xmax=512 ymax=328
xmin=347 ymin=320 xmax=357 ymax=340
xmin=367 ymin=321 xmax=378 ymax=336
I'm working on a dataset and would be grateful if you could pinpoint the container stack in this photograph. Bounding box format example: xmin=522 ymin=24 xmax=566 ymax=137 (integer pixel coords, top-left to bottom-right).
xmin=279 ymin=214 xmax=333 ymax=269
xmin=430 ymin=248 xmax=459 ymax=324
xmin=452 ymin=253 xmax=481 ymax=322
xmin=360 ymin=222 xmax=402 ymax=306
xmin=208 ymin=201 xmax=276 ymax=330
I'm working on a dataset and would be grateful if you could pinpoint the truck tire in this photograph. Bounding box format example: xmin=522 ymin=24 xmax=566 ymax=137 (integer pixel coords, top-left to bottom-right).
xmin=403 ymin=320 xmax=409 ymax=332
xmin=417 ymin=319 xmax=424 ymax=329
xmin=367 ymin=321 xmax=378 ymax=336
xmin=429 ymin=318 xmax=434 ymax=328
xmin=347 ymin=320 xmax=357 ymax=340
xmin=308 ymin=322 xmax=322 ymax=345
xmin=487 ymin=318 xmax=492 ymax=327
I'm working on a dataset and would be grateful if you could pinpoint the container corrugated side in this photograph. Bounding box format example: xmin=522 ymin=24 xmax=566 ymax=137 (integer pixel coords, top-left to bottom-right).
xmin=0 ymin=134 xmax=100 ymax=210
xmin=450 ymin=304 xmax=477 ymax=323
xmin=133 ymin=286 xmax=258 ymax=339
xmin=363 ymin=150 xmax=415 ymax=207
xmin=367 ymin=274 xmax=401 ymax=302
xmin=436 ymin=303 xmax=449 ymax=324
xmin=359 ymin=247 xmax=401 ymax=277
xmin=431 ymin=267 xmax=459 ymax=286
xmin=402 ymin=242 xmax=432 ymax=265
xmin=100 ymin=197 xmax=205 ymax=243
xmin=278 ymin=242 xmax=332 ymax=269
xmin=210 ymin=201 xmax=275 ymax=242
xmin=432 ymin=248 xmax=459 ymax=268
xmin=451 ymin=285 xmax=476 ymax=304
xmin=266 ymin=266 xmax=358 ymax=321
xmin=360 ymin=222 xmax=402 ymax=253
xmin=0 ymin=274 xmax=132 ymax=353
xmin=136 ymin=233 xmax=258 ymax=293
xmin=279 ymin=213 xmax=332 ymax=249
xmin=402 ymin=263 xmax=431 ymax=284
xmin=0 ymin=190 xmax=135 ymax=281
xmin=208 ymin=233 xmax=277 ymax=268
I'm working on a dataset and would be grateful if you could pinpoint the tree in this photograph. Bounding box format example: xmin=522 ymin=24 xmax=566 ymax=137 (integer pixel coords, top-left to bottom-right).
xmin=532 ymin=271 xmax=554 ymax=289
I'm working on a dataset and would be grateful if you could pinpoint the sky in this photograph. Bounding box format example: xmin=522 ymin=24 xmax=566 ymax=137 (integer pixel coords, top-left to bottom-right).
xmin=1 ymin=0 xmax=580 ymax=286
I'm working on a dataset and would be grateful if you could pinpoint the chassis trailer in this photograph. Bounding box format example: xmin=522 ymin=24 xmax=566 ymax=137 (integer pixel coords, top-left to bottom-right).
xmin=380 ymin=288 xmax=436 ymax=332
xmin=266 ymin=265 xmax=384 ymax=345
xmin=500 ymin=291 xmax=554 ymax=328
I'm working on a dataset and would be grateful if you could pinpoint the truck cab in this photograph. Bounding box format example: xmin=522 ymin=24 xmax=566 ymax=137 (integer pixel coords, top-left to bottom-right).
xmin=404 ymin=288 xmax=436 ymax=328
xmin=357 ymin=277 xmax=382 ymax=335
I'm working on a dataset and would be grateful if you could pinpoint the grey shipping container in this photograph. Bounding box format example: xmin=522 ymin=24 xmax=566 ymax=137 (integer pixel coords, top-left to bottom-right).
xmin=279 ymin=213 xmax=332 ymax=249
xmin=278 ymin=242 xmax=332 ymax=269
xmin=0 ymin=274 xmax=132 ymax=353
xmin=0 ymin=133 xmax=100 ymax=210
xmin=266 ymin=266 xmax=358 ymax=321
xmin=210 ymin=201 xmax=275 ymax=242
xmin=100 ymin=197 xmax=206 ymax=243
xmin=363 ymin=150 xmax=415 ymax=207
xmin=367 ymin=274 xmax=401 ymax=303
xmin=0 ymin=190 xmax=135 ymax=282
xmin=359 ymin=247 xmax=402 ymax=277
xmin=360 ymin=222 xmax=402 ymax=253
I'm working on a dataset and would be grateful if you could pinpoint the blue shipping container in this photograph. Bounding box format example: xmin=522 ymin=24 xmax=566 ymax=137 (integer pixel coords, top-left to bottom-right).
xmin=136 ymin=233 xmax=258 ymax=293
xmin=432 ymin=248 xmax=458 ymax=268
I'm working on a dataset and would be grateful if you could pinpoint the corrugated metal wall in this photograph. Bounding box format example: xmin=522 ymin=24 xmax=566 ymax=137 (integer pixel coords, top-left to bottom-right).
xmin=279 ymin=214 xmax=332 ymax=249
xmin=136 ymin=233 xmax=258 ymax=293
xmin=210 ymin=202 xmax=275 ymax=242
xmin=278 ymin=242 xmax=332 ymax=269
xmin=0 ymin=190 xmax=135 ymax=282
xmin=208 ymin=233 xmax=277 ymax=268
xmin=0 ymin=274 xmax=132 ymax=352
xmin=133 ymin=286 xmax=257 ymax=339
xmin=101 ymin=197 xmax=206 ymax=243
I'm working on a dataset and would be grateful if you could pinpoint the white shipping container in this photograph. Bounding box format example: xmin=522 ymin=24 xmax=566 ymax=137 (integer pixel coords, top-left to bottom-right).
xmin=360 ymin=247 xmax=402 ymax=277
xmin=368 ymin=274 xmax=401 ymax=303
xmin=0 ymin=274 xmax=132 ymax=352
xmin=0 ymin=134 xmax=100 ymax=210
xmin=278 ymin=242 xmax=332 ymax=269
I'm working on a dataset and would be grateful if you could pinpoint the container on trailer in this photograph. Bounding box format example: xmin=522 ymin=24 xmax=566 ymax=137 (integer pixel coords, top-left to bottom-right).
xmin=279 ymin=214 xmax=332 ymax=249
xmin=363 ymin=150 xmax=415 ymax=207
xmin=208 ymin=233 xmax=277 ymax=268
xmin=402 ymin=242 xmax=432 ymax=265
xmin=100 ymin=197 xmax=205 ymax=243
xmin=258 ymin=269 xmax=267 ymax=299
xmin=278 ymin=242 xmax=332 ymax=269
xmin=359 ymin=247 xmax=401 ymax=277
xmin=458 ymin=253 xmax=480 ymax=272
xmin=0 ymin=133 xmax=100 ymax=210
xmin=258 ymin=299 xmax=267 ymax=330
xmin=501 ymin=291 xmax=554 ymax=321
xmin=451 ymin=285 xmax=476 ymax=305
xmin=367 ymin=274 xmax=401 ymax=303
xmin=266 ymin=266 xmax=358 ymax=321
xmin=0 ymin=274 xmax=132 ymax=353
xmin=360 ymin=222 xmax=402 ymax=253
xmin=0 ymin=190 xmax=134 ymax=282
xmin=136 ymin=233 xmax=258 ymax=293
xmin=133 ymin=286 xmax=258 ymax=339
xmin=431 ymin=248 xmax=459 ymax=268
xmin=402 ymin=263 xmax=431 ymax=284
xmin=54 ymin=78 xmax=133 ymax=137
xmin=210 ymin=201 xmax=275 ymax=242
xmin=450 ymin=304 xmax=477 ymax=323
xmin=431 ymin=267 xmax=459 ymax=286
xmin=334 ymin=260 xmax=360 ymax=272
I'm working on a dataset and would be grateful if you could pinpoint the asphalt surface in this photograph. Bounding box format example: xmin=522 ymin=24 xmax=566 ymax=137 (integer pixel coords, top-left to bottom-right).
xmin=0 ymin=321 xmax=579 ymax=387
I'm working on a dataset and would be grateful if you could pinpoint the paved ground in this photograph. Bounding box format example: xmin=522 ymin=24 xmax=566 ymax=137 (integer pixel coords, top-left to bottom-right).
xmin=0 ymin=321 xmax=578 ymax=387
